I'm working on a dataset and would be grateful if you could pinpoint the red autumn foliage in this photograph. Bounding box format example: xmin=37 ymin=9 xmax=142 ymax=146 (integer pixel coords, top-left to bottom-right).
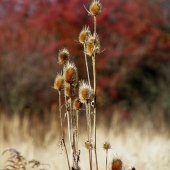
xmin=0 ymin=0 xmax=170 ymax=113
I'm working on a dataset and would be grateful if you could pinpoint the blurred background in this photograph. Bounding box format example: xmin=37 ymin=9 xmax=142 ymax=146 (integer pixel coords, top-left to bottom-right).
xmin=0 ymin=0 xmax=170 ymax=169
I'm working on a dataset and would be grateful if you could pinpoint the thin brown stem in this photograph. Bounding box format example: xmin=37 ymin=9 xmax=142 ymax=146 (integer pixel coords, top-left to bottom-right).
xmin=92 ymin=53 xmax=98 ymax=170
xmin=62 ymin=139 xmax=71 ymax=170
xmin=70 ymin=83 xmax=75 ymax=167
xmin=94 ymin=16 xmax=96 ymax=35
xmin=76 ymin=110 xmax=79 ymax=152
xmin=84 ymin=43 xmax=91 ymax=86
xmin=86 ymin=101 xmax=92 ymax=170
xmin=59 ymin=90 xmax=64 ymax=138
xmin=106 ymin=150 xmax=108 ymax=170
xmin=59 ymin=91 xmax=70 ymax=170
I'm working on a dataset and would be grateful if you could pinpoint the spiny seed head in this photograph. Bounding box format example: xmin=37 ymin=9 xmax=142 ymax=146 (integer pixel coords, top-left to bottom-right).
xmin=89 ymin=0 xmax=102 ymax=16
xmin=111 ymin=158 xmax=123 ymax=170
xmin=65 ymin=83 xmax=76 ymax=97
xmin=58 ymin=47 xmax=70 ymax=64
xmin=79 ymin=26 xmax=91 ymax=44
xmin=64 ymin=62 xmax=78 ymax=85
xmin=84 ymin=140 xmax=93 ymax=150
xmin=54 ymin=73 xmax=64 ymax=91
xmin=86 ymin=34 xmax=100 ymax=56
xmin=74 ymin=98 xmax=83 ymax=110
xmin=103 ymin=141 xmax=111 ymax=150
xmin=79 ymin=80 xmax=94 ymax=103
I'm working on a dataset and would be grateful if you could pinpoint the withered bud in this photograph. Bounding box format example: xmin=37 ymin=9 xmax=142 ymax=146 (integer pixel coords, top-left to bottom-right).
xmin=65 ymin=83 xmax=76 ymax=97
xmin=73 ymin=98 xmax=83 ymax=110
xmin=79 ymin=80 xmax=94 ymax=103
xmin=84 ymin=140 xmax=93 ymax=150
xmin=79 ymin=26 xmax=91 ymax=44
xmin=111 ymin=158 xmax=123 ymax=170
xmin=89 ymin=0 xmax=102 ymax=16
xmin=103 ymin=141 xmax=111 ymax=150
xmin=58 ymin=47 xmax=70 ymax=64
xmin=86 ymin=34 xmax=100 ymax=56
xmin=64 ymin=62 xmax=78 ymax=86
xmin=54 ymin=73 xmax=64 ymax=91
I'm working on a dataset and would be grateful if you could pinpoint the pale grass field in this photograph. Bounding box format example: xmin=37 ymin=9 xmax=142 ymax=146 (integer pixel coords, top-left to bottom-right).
xmin=0 ymin=112 xmax=170 ymax=170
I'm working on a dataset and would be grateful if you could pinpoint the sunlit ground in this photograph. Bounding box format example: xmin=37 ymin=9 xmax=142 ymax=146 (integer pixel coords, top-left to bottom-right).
xmin=0 ymin=111 xmax=170 ymax=170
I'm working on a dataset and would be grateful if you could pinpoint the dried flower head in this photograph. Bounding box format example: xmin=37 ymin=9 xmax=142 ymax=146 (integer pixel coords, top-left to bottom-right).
xmin=64 ymin=62 xmax=78 ymax=85
xmin=58 ymin=47 xmax=70 ymax=65
xmin=74 ymin=98 xmax=83 ymax=110
xmin=65 ymin=83 xmax=76 ymax=97
xmin=89 ymin=0 xmax=102 ymax=16
xmin=79 ymin=81 xmax=94 ymax=103
xmin=54 ymin=73 xmax=64 ymax=91
xmin=86 ymin=34 xmax=100 ymax=56
xmin=111 ymin=158 xmax=123 ymax=170
xmin=79 ymin=26 xmax=91 ymax=44
xmin=84 ymin=140 xmax=93 ymax=150
xmin=103 ymin=141 xmax=111 ymax=150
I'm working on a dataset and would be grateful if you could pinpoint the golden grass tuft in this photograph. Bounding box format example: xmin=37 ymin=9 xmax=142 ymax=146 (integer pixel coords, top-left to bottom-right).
xmin=64 ymin=62 xmax=78 ymax=85
xmin=58 ymin=47 xmax=70 ymax=64
xmin=89 ymin=0 xmax=102 ymax=16
xmin=73 ymin=98 xmax=83 ymax=110
xmin=111 ymin=158 xmax=123 ymax=170
xmin=54 ymin=73 xmax=64 ymax=91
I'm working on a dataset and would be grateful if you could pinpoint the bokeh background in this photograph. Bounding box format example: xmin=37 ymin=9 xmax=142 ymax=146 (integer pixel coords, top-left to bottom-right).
xmin=0 ymin=0 xmax=170 ymax=169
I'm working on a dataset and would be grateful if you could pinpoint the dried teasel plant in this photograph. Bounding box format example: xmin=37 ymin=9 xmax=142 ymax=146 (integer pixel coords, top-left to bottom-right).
xmin=79 ymin=26 xmax=91 ymax=86
xmin=79 ymin=81 xmax=94 ymax=170
xmin=54 ymin=73 xmax=70 ymax=170
xmin=85 ymin=33 xmax=100 ymax=57
xmin=103 ymin=141 xmax=111 ymax=170
xmin=111 ymin=157 xmax=123 ymax=170
xmin=58 ymin=47 xmax=70 ymax=65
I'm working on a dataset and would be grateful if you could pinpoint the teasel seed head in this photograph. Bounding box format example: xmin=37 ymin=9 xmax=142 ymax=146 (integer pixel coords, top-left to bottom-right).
xmin=64 ymin=62 xmax=78 ymax=86
xmin=65 ymin=83 xmax=76 ymax=97
xmin=73 ymin=98 xmax=83 ymax=110
xmin=103 ymin=141 xmax=111 ymax=150
xmin=78 ymin=26 xmax=91 ymax=44
xmin=89 ymin=0 xmax=102 ymax=16
xmin=84 ymin=140 xmax=93 ymax=150
xmin=58 ymin=47 xmax=70 ymax=65
xmin=79 ymin=80 xmax=94 ymax=103
xmin=86 ymin=33 xmax=100 ymax=56
xmin=54 ymin=73 xmax=64 ymax=91
xmin=111 ymin=158 xmax=123 ymax=170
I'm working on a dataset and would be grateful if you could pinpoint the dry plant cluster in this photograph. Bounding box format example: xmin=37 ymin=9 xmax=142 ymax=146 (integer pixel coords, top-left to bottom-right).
xmin=1 ymin=1 xmax=145 ymax=170
xmin=52 ymin=1 xmax=133 ymax=170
